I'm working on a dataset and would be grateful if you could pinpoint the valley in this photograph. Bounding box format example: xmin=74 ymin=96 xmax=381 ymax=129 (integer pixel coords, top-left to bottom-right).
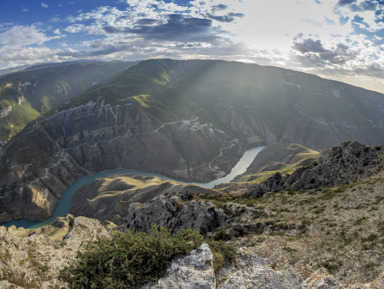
xmin=0 ymin=59 xmax=384 ymax=288
xmin=1 ymin=59 xmax=384 ymax=223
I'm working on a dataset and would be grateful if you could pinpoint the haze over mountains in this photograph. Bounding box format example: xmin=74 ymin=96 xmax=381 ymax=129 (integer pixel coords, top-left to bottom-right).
xmin=1 ymin=59 xmax=384 ymax=288
xmin=0 ymin=61 xmax=134 ymax=143
xmin=0 ymin=59 xmax=384 ymax=223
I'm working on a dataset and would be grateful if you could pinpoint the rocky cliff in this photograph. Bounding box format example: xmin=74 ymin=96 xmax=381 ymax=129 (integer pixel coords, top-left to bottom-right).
xmin=0 ymin=61 xmax=133 ymax=142
xmin=246 ymin=141 xmax=384 ymax=197
xmin=2 ymin=59 xmax=384 ymax=223
xmin=0 ymin=96 xmax=243 ymax=222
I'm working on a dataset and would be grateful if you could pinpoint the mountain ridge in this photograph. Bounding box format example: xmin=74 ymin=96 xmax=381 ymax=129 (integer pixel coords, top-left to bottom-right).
xmin=0 ymin=61 xmax=134 ymax=142
xmin=1 ymin=59 xmax=384 ymax=223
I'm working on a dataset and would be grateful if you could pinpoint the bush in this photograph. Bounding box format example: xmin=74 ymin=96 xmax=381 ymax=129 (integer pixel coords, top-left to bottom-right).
xmin=207 ymin=240 xmax=236 ymax=273
xmin=59 ymin=226 xmax=203 ymax=288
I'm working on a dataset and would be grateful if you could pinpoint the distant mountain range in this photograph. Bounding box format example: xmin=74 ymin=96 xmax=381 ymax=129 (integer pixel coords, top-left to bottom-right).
xmin=0 ymin=61 xmax=135 ymax=142
xmin=1 ymin=59 xmax=384 ymax=222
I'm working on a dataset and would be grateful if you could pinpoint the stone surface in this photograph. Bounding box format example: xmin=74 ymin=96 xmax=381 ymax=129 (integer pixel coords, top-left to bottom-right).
xmin=122 ymin=193 xmax=227 ymax=233
xmin=142 ymin=243 xmax=216 ymax=289
xmin=0 ymin=98 xmax=243 ymax=222
xmin=0 ymin=215 xmax=110 ymax=289
xmin=247 ymin=141 xmax=384 ymax=197
xmin=219 ymin=247 xmax=301 ymax=289
xmin=369 ymin=271 xmax=384 ymax=289
xmin=300 ymin=268 xmax=344 ymax=289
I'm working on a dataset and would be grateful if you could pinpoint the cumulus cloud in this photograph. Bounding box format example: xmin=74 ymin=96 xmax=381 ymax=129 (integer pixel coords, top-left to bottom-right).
xmin=0 ymin=25 xmax=59 ymax=50
xmin=41 ymin=3 xmax=49 ymax=8
xmin=337 ymin=0 xmax=377 ymax=11
xmin=292 ymin=37 xmax=358 ymax=68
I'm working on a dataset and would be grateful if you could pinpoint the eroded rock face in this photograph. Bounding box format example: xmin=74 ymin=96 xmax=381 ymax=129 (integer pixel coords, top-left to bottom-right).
xmin=123 ymin=193 xmax=227 ymax=234
xmin=219 ymin=247 xmax=302 ymax=289
xmin=300 ymin=268 xmax=344 ymax=289
xmin=247 ymin=141 xmax=384 ymax=197
xmin=142 ymin=243 xmax=216 ymax=289
xmin=0 ymin=98 xmax=244 ymax=222
xmin=0 ymin=216 xmax=110 ymax=289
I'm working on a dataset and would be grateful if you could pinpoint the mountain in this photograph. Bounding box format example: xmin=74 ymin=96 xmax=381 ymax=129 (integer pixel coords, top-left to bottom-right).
xmin=1 ymin=59 xmax=384 ymax=222
xmin=0 ymin=61 xmax=135 ymax=142
xmin=235 ymin=143 xmax=319 ymax=182
xmin=245 ymin=141 xmax=384 ymax=197
xmin=2 ymin=141 xmax=384 ymax=288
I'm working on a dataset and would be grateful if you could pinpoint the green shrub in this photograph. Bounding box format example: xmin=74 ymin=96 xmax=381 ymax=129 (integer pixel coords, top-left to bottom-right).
xmin=213 ymin=229 xmax=229 ymax=241
xmin=207 ymin=240 xmax=236 ymax=274
xmin=59 ymin=226 xmax=203 ymax=288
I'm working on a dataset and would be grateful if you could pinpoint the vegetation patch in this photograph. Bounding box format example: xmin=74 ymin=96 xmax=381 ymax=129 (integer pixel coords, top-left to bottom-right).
xmin=59 ymin=226 xmax=203 ymax=288
xmin=206 ymin=240 xmax=237 ymax=274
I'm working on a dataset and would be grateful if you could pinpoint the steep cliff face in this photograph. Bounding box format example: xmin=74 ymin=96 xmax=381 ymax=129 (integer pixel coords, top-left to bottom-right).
xmin=246 ymin=141 xmax=384 ymax=197
xmin=0 ymin=97 xmax=243 ymax=222
xmin=0 ymin=61 xmax=134 ymax=142
xmin=2 ymin=59 xmax=384 ymax=222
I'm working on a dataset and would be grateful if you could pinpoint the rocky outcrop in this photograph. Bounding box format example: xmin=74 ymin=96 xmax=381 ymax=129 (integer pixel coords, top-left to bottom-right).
xmin=300 ymin=268 xmax=344 ymax=289
xmin=219 ymin=247 xmax=302 ymax=289
xmin=1 ymin=214 xmax=384 ymax=289
xmin=70 ymin=175 xmax=220 ymax=224
xmin=0 ymin=215 xmax=110 ymax=289
xmin=246 ymin=141 xmax=384 ymax=197
xmin=123 ymin=193 xmax=227 ymax=234
xmin=142 ymin=243 xmax=216 ymax=289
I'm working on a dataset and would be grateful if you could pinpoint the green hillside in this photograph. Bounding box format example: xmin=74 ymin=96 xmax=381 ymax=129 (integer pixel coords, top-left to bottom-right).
xmin=62 ymin=59 xmax=384 ymax=148
xmin=0 ymin=61 xmax=134 ymax=142
xmin=236 ymin=143 xmax=319 ymax=183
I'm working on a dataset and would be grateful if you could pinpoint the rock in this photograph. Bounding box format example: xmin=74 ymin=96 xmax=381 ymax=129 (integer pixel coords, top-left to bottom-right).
xmin=0 ymin=281 xmax=24 ymax=289
xmin=247 ymin=141 xmax=384 ymax=197
xmin=70 ymin=175 xmax=219 ymax=224
xmin=219 ymin=247 xmax=301 ymax=289
xmin=123 ymin=194 xmax=227 ymax=234
xmin=300 ymin=268 xmax=344 ymax=289
xmin=0 ymin=98 xmax=244 ymax=222
xmin=0 ymin=215 xmax=110 ymax=289
xmin=369 ymin=270 xmax=384 ymax=289
xmin=142 ymin=243 xmax=216 ymax=289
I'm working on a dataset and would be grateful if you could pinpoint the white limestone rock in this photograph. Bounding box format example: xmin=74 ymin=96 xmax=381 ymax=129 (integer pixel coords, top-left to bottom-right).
xmin=219 ymin=247 xmax=301 ymax=289
xmin=142 ymin=243 xmax=216 ymax=289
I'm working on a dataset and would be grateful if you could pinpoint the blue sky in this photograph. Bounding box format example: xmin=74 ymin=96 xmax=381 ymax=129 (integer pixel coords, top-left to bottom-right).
xmin=0 ymin=0 xmax=383 ymax=93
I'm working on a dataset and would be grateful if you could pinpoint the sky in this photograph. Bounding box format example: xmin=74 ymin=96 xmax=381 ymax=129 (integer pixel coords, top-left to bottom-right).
xmin=0 ymin=0 xmax=383 ymax=93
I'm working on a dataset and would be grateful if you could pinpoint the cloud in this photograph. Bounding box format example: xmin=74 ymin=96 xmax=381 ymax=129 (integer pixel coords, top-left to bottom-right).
xmin=292 ymin=37 xmax=357 ymax=66
xmin=103 ymin=14 xmax=215 ymax=42
xmin=41 ymin=3 xmax=49 ymax=8
xmin=206 ymin=12 xmax=244 ymax=23
xmin=337 ymin=0 xmax=356 ymax=6
xmin=212 ymin=4 xmax=228 ymax=12
xmin=336 ymin=0 xmax=381 ymax=12
xmin=0 ymin=25 xmax=59 ymax=50
xmin=21 ymin=7 xmax=29 ymax=13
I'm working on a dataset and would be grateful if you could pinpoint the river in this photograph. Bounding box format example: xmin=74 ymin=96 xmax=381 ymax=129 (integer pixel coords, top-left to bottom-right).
xmin=1 ymin=146 xmax=265 ymax=229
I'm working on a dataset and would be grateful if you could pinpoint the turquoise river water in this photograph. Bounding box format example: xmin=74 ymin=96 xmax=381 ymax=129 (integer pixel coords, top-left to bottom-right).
xmin=1 ymin=146 xmax=265 ymax=229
